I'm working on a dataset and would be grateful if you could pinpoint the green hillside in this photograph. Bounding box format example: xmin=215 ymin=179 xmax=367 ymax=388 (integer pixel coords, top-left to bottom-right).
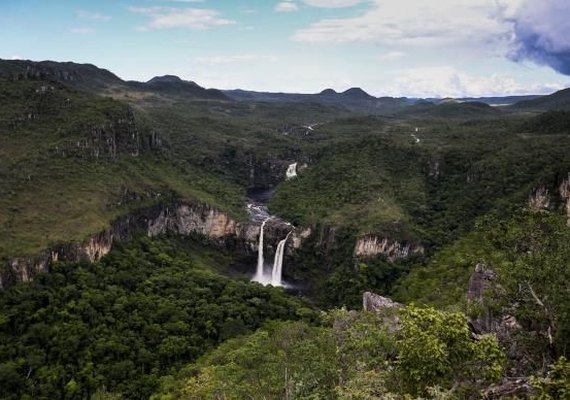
xmin=0 ymin=77 xmax=246 ymax=259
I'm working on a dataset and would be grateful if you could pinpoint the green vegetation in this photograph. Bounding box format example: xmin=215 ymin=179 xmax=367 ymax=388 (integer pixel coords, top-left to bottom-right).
xmin=271 ymin=117 xmax=570 ymax=247
xmin=396 ymin=210 xmax=570 ymax=376
xmin=2 ymin=60 xmax=570 ymax=399
xmin=154 ymin=306 xmax=504 ymax=399
xmin=531 ymin=356 xmax=570 ymax=399
xmin=0 ymin=237 xmax=316 ymax=399
xmin=0 ymin=77 xmax=248 ymax=259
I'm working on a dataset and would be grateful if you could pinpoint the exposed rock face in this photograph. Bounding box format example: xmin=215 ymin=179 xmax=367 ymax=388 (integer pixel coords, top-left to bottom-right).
xmin=467 ymin=264 xmax=522 ymax=343
xmin=1 ymin=202 xmax=313 ymax=289
xmin=528 ymin=185 xmax=550 ymax=211
xmin=467 ymin=263 xmax=497 ymax=301
xmin=354 ymin=235 xmax=424 ymax=261
xmin=363 ymin=291 xmax=402 ymax=312
xmin=291 ymin=227 xmax=312 ymax=250
xmin=147 ymin=205 xmax=242 ymax=239
xmin=52 ymin=108 xmax=161 ymax=160
xmin=559 ymin=173 xmax=570 ymax=225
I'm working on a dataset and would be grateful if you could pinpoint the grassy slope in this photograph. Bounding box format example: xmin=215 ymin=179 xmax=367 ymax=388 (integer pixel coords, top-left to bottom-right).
xmin=0 ymin=78 xmax=247 ymax=259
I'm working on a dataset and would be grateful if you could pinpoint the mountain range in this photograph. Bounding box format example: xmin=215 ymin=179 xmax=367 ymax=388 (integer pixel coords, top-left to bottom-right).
xmin=3 ymin=59 xmax=569 ymax=114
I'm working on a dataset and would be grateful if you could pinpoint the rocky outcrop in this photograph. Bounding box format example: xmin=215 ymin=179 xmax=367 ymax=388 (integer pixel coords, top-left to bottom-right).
xmin=354 ymin=235 xmax=424 ymax=261
xmin=362 ymin=292 xmax=402 ymax=333
xmin=483 ymin=378 xmax=534 ymax=399
xmin=559 ymin=173 xmax=570 ymax=225
xmin=467 ymin=264 xmax=522 ymax=347
xmin=52 ymin=108 xmax=161 ymax=160
xmin=528 ymin=186 xmax=551 ymax=211
xmin=467 ymin=263 xmax=497 ymax=301
xmin=363 ymin=292 xmax=403 ymax=312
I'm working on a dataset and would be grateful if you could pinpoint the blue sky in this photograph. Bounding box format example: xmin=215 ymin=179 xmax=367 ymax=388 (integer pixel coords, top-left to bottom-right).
xmin=1 ymin=0 xmax=569 ymax=97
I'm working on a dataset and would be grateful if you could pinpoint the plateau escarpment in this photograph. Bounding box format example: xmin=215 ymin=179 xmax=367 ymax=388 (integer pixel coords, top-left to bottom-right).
xmin=1 ymin=201 xmax=312 ymax=289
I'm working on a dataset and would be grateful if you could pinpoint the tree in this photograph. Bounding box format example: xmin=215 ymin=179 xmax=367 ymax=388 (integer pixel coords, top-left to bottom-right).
xmin=485 ymin=212 xmax=570 ymax=360
xmin=395 ymin=306 xmax=504 ymax=396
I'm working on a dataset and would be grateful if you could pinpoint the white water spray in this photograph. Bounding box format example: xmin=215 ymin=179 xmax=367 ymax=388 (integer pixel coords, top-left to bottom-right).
xmin=271 ymin=231 xmax=292 ymax=286
xmin=286 ymin=163 xmax=298 ymax=180
xmin=254 ymin=218 xmax=270 ymax=281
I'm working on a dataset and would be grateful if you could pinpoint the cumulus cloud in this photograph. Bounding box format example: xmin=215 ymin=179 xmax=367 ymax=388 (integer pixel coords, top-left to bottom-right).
xmin=275 ymin=2 xmax=299 ymax=12
xmin=130 ymin=7 xmax=236 ymax=30
xmin=293 ymin=0 xmax=508 ymax=46
xmin=302 ymin=0 xmax=363 ymax=7
xmin=291 ymin=0 xmax=570 ymax=76
xmin=505 ymin=0 xmax=570 ymax=75
xmin=382 ymin=66 xmax=563 ymax=97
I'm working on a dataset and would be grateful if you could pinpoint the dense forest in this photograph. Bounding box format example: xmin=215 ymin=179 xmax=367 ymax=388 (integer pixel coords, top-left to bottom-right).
xmin=0 ymin=237 xmax=316 ymax=399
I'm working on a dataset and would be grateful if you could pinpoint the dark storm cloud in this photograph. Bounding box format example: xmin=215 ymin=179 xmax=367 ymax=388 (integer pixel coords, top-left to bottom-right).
xmin=507 ymin=0 xmax=570 ymax=75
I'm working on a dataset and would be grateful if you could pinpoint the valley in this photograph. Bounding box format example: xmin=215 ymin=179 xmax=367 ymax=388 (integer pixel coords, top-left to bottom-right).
xmin=1 ymin=59 xmax=570 ymax=399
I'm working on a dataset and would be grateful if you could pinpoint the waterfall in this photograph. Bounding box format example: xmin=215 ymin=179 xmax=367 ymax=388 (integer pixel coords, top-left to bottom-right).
xmin=254 ymin=218 xmax=270 ymax=281
xmin=271 ymin=231 xmax=292 ymax=286
xmin=286 ymin=163 xmax=298 ymax=180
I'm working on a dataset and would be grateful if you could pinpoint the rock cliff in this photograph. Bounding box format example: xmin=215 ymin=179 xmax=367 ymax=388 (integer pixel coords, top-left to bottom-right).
xmin=1 ymin=202 xmax=312 ymax=289
xmin=354 ymin=235 xmax=424 ymax=261
xmin=559 ymin=173 xmax=570 ymax=225
xmin=528 ymin=185 xmax=551 ymax=211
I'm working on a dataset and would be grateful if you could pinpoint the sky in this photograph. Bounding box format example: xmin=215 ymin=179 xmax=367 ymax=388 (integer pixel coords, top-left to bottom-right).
xmin=1 ymin=0 xmax=570 ymax=97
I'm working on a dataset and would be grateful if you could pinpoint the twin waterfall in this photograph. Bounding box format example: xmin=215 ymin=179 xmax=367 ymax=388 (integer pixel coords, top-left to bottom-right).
xmin=250 ymin=161 xmax=298 ymax=287
xmin=253 ymin=218 xmax=291 ymax=287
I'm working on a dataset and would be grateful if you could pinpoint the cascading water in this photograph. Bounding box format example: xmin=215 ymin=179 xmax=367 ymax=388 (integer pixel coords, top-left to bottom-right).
xmin=286 ymin=163 xmax=298 ymax=180
xmin=254 ymin=218 xmax=270 ymax=282
xmin=271 ymin=231 xmax=292 ymax=286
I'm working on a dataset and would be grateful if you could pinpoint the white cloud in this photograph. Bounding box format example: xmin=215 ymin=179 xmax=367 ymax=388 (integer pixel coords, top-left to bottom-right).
xmin=293 ymin=0 xmax=510 ymax=47
xmin=76 ymin=10 xmax=111 ymax=21
xmin=70 ymin=27 xmax=95 ymax=34
xmin=302 ymin=0 xmax=363 ymax=8
xmin=382 ymin=66 xmax=564 ymax=97
xmin=195 ymin=55 xmax=279 ymax=65
xmin=9 ymin=55 xmax=23 ymax=60
xmin=130 ymin=7 xmax=236 ymax=30
xmin=378 ymin=51 xmax=405 ymax=61
xmin=275 ymin=2 xmax=299 ymax=13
